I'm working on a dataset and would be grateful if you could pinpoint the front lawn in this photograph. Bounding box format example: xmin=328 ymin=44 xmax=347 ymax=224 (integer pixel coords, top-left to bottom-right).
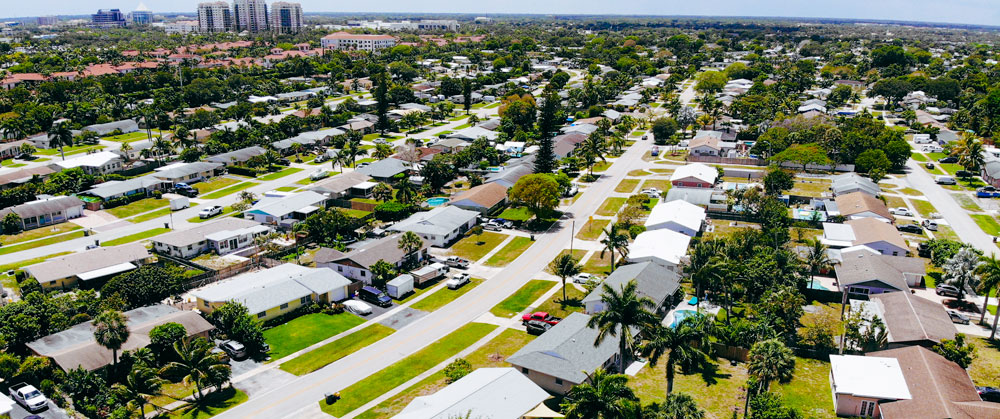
xmin=275 ymin=186 xmax=298 ymax=192
xmin=194 ymin=177 xmax=239 ymax=193
xmin=280 ymin=324 xmax=395 ymax=376
xmin=884 ymin=195 xmax=907 ymax=210
xmin=264 ymin=313 xmax=366 ymax=360
xmin=970 ymin=337 xmax=1000 ymax=388
xmin=104 ymin=131 xmax=148 ymax=142
xmin=533 ymin=285 xmax=586 ymax=319
xmin=105 ymin=198 xmax=168 ymax=218
xmin=910 ymin=199 xmax=938 ymax=218
xmin=0 ymin=231 xmax=86 ymax=256
xmin=1 ymin=223 xmax=81 ymax=245
xmin=582 ymin=251 xmax=613 ymax=275
xmin=484 ymin=237 xmax=534 ymax=267
xmin=615 ymin=179 xmax=640 ymax=193
xmin=258 ymin=167 xmax=304 ymax=181
xmin=576 ymin=219 xmax=610 ymax=241
xmin=910 ymin=153 xmax=928 ymax=162
xmin=202 ymin=182 xmax=258 ymax=199
xmin=447 ymin=231 xmax=508 ymax=262
xmin=187 ymin=206 xmax=238 ymax=223
xmin=319 ymin=323 xmax=497 ymax=417
xmin=591 ymin=161 xmax=613 ymax=173
xmin=410 ymin=278 xmax=483 ymax=312
xmin=490 ymin=280 xmax=555 ymax=318
xmin=971 ymin=214 xmax=1000 ymax=236
xmin=640 ymin=179 xmax=672 ymax=192
xmin=898 ymin=187 xmax=923 ymax=196
xmin=102 ymin=227 xmax=171 ymax=247
xmin=596 ymin=197 xmax=627 ymax=216
xmin=498 ymin=206 xmax=534 ymax=222
xmin=952 ymin=193 xmax=983 ymax=212
xmin=167 ymin=387 xmax=247 ymax=419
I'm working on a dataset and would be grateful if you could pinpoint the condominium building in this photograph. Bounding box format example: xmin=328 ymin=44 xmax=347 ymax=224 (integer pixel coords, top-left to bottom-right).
xmin=165 ymin=20 xmax=199 ymax=34
xmin=321 ymin=32 xmax=397 ymax=52
xmin=233 ymin=0 xmax=268 ymax=33
xmin=198 ymin=1 xmax=233 ymax=33
xmin=37 ymin=16 xmax=58 ymax=26
xmin=270 ymin=2 xmax=303 ymax=34
xmin=91 ymin=9 xmax=126 ymax=28
xmin=130 ymin=3 xmax=153 ymax=25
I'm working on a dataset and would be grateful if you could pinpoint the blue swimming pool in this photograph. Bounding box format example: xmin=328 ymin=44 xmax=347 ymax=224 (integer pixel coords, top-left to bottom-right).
xmin=670 ymin=309 xmax=698 ymax=328
xmin=425 ymin=197 xmax=449 ymax=207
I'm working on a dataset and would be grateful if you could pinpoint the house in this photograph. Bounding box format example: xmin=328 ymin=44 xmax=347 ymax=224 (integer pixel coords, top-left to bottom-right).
xmin=388 ymin=206 xmax=479 ymax=247
xmin=0 ymin=140 xmax=31 ymax=160
xmin=688 ymin=131 xmax=736 ymax=157
xmin=831 ymin=173 xmax=880 ymax=197
xmin=428 ymin=138 xmax=469 ymax=153
xmin=206 ymin=146 xmax=267 ymax=166
xmin=54 ymin=151 xmax=123 ymax=175
xmin=0 ymin=165 xmax=58 ymax=189
xmin=507 ymin=312 xmax=621 ymax=394
xmin=307 ymin=171 xmax=373 ymax=198
xmin=339 ymin=119 xmax=375 ymax=133
xmin=22 ymin=243 xmax=153 ymax=289
xmin=982 ymin=159 xmax=1000 ymax=189
xmin=26 ymin=305 xmax=215 ymax=371
xmin=246 ymin=191 xmax=328 ymax=227
xmin=152 ymin=162 xmax=222 ymax=186
xmin=447 ymin=183 xmax=508 ymax=215
xmin=831 ymin=346 xmax=1000 ymax=418
xmin=446 ymin=126 xmax=499 ymax=142
xmin=644 ymin=199 xmax=705 ymax=236
xmin=852 ymin=292 xmax=957 ymax=348
xmin=665 ymin=186 xmax=730 ymax=211
xmin=356 ymin=158 xmax=411 ymax=182
xmin=192 ymin=264 xmax=352 ymax=321
xmin=583 ymin=262 xmax=680 ymax=315
xmin=670 ymin=163 xmax=717 ymax=188
xmin=83 ymin=175 xmax=169 ymax=203
xmin=152 ymin=218 xmax=271 ymax=259
xmin=822 ymin=218 xmax=908 ymax=256
xmin=485 ymin=155 xmax=535 ymax=188
xmin=76 ymin=119 xmax=139 ymax=136
xmin=0 ymin=195 xmax=84 ymax=230
xmin=835 ymin=251 xmax=926 ymax=296
xmin=395 ymin=368 xmax=556 ymax=419
xmin=313 ymin=233 xmax=430 ymax=283
xmin=833 ymin=192 xmax=893 ymax=222
xmin=552 ymin=132 xmax=588 ymax=158
xmin=626 ymin=229 xmax=692 ymax=271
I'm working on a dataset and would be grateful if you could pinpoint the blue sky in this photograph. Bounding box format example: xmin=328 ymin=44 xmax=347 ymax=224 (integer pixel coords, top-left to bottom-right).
xmin=9 ymin=0 xmax=1000 ymax=27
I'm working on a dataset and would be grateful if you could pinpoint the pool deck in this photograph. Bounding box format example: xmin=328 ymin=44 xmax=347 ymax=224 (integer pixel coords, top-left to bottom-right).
xmin=661 ymin=299 xmax=721 ymax=327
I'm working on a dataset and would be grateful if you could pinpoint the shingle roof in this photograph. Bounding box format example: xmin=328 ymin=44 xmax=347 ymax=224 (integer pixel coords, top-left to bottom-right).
xmin=248 ymin=191 xmax=327 ymax=219
xmin=85 ymin=175 xmax=168 ymax=199
xmin=152 ymin=218 xmax=262 ymax=247
xmin=835 ymin=252 xmax=925 ymax=291
xmin=868 ymin=292 xmax=957 ymax=345
xmin=831 ymin=173 xmax=880 ymax=196
xmin=191 ymin=264 xmax=351 ymax=314
xmin=388 ymin=206 xmax=479 ymax=236
xmin=315 ymin=233 xmax=428 ymax=268
xmin=835 ymin=191 xmax=893 ymax=220
xmin=582 ymin=262 xmax=680 ymax=306
xmin=448 ymin=182 xmax=507 ymax=209
xmin=206 ymin=146 xmax=266 ymax=164
xmin=152 ymin=162 xmax=222 ymax=180
xmin=507 ymin=312 xmax=620 ymax=384
xmin=307 ymin=171 xmax=372 ymax=195
xmin=845 ymin=218 xmax=908 ymax=251
xmin=0 ymin=165 xmax=57 ymax=185
xmin=395 ymin=368 xmax=550 ymax=419
xmin=24 ymin=243 xmax=151 ymax=283
xmin=356 ymin=158 xmax=411 ymax=179
xmin=8 ymin=196 xmax=84 ymax=218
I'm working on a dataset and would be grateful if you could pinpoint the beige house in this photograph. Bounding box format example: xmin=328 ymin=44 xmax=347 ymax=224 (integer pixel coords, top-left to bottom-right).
xmin=191 ymin=264 xmax=351 ymax=321
xmin=22 ymin=243 xmax=153 ymax=289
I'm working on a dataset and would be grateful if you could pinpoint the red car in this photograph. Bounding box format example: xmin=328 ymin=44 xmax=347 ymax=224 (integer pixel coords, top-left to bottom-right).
xmin=521 ymin=312 xmax=561 ymax=326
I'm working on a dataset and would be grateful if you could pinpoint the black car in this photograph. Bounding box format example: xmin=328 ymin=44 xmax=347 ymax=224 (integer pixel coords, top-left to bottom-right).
xmin=939 ymin=156 xmax=959 ymax=163
xmin=525 ymin=319 xmax=552 ymax=336
xmin=896 ymin=224 xmax=923 ymax=234
xmin=918 ymin=242 xmax=931 ymax=257
xmin=359 ymin=286 xmax=392 ymax=307
xmin=978 ymin=386 xmax=1000 ymax=402
xmin=956 ymin=170 xmax=975 ymax=178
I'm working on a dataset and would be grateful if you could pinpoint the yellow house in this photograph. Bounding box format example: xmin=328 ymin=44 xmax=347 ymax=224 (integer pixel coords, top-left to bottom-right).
xmin=22 ymin=243 xmax=153 ymax=290
xmin=192 ymin=263 xmax=351 ymax=321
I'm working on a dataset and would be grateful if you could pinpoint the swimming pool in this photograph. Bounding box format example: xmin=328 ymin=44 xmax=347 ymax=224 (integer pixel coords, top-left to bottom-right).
xmin=808 ymin=281 xmax=830 ymax=291
xmin=425 ymin=197 xmax=449 ymax=207
xmin=669 ymin=309 xmax=698 ymax=328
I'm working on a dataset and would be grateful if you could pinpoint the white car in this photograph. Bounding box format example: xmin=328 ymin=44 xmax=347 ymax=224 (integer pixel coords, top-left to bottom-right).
xmin=923 ymin=145 xmax=944 ymax=153
xmin=199 ymin=205 xmax=223 ymax=219
xmin=343 ymin=300 xmax=373 ymax=315
xmin=572 ymin=273 xmax=595 ymax=284
xmin=445 ymin=273 xmax=471 ymax=289
xmin=310 ymin=169 xmax=331 ymax=180
xmin=641 ymin=188 xmax=661 ymax=198
xmin=889 ymin=207 xmax=913 ymax=216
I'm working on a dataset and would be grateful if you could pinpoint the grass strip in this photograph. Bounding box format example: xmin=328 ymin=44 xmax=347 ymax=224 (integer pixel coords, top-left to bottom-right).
xmin=102 ymin=228 xmax=171 ymax=246
xmin=489 ymin=280 xmax=555 ymax=318
xmin=280 ymin=324 xmax=395 ymax=376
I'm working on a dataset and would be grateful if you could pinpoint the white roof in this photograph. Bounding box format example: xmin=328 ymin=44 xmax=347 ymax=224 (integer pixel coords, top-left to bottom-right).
xmin=389 ymin=206 xmax=478 ymax=236
xmin=249 ymin=191 xmax=327 ymax=219
xmin=55 ymin=151 xmax=121 ymax=169
xmin=644 ymin=199 xmax=706 ymax=232
xmin=0 ymin=393 xmax=14 ymax=416
xmin=77 ymin=262 xmax=137 ymax=281
xmin=627 ymin=229 xmax=691 ymax=266
xmin=822 ymin=222 xmax=857 ymax=247
xmin=204 ymin=225 xmax=271 ymax=242
xmin=396 ymin=368 xmax=550 ymax=419
xmin=830 ymin=354 xmax=912 ymax=400
xmin=191 ymin=264 xmax=350 ymax=315
xmin=670 ymin=163 xmax=717 ymax=185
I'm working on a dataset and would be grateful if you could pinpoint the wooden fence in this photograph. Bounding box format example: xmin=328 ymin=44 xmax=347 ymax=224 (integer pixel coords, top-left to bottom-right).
xmin=688 ymin=155 xmax=766 ymax=166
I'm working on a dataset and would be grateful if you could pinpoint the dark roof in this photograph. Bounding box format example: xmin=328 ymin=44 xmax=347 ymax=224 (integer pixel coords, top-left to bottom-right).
xmin=356 ymin=158 xmax=410 ymax=179
xmin=9 ymin=196 xmax=84 ymax=218
xmin=506 ymin=313 xmax=620 ymax=384
xmin=835 ymin=252 xmax=925 ymax=291
xmin=448 ymin=183 xmax=507 ymax=209
xmin=308 ymin=171 xmax=372 ymax=195
xmin=582 ymin=262 xmax=680 ymax=306
xmin=315 ymin=233 xmax=428 ymax=267
xmin=869 ymin=292 xmax=957 ymax=345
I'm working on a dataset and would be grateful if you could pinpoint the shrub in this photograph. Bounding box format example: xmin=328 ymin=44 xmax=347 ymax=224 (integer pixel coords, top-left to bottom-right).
xmin=152 ymin=190 xmax=163 ymax=199
xmin=443 ymin=358 xmax=472 ymax=383
xmin=374 ymin=201 xmax=413 ymax=221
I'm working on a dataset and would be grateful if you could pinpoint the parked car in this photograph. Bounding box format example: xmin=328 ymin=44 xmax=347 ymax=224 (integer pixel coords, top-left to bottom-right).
xmin=343 ymin=300 xmax=373 ymax=315
xmin=444 ymin=256 xmax=470 ymax=269
xmin=935 ymin=176 xmax=957 ymax=185
xmin=956 ymin=170 xmax=975 ymax=178
xmin=563 ymin=185 xmax=579 ymax=197
xmin=936 ymin=284 xmax=962 ymax=298
xmin=175 ymin=183 xmax=199 ymax=197
xmin=938 ymin=156 xmax=958 ymax=163
xmin=923 ymin=145 xmax=944 ymax=153
xmin=925 ymin=162 xmax=935 ymax=170
xmin=922 ymin=219 xmax=939 ymax=231
xmin=889 ymin=207 xmax=913 ymax=216
xmin=977 ymin=386 xmax=1000 ymax=403
xmin=310 ymin=169 xmax=331 ymax=180
xmin=641 ymin=187 xmax=662 ymax=198
xmin=896 ymin=224 xmax=923 ymax=234
xmin=359 ymin=286 xmax=392 ymax=307
xmin=978 ymin=186 xmax=1000 ymax=198
xmin=521 ymin=311 xmax=561 ymax=326
xmin=947 ymin=310 xmax=970 ymax=325
xmin=487 ymin=219 xmax=513 ymax=229
xmin=918 ymin=242 xmax=931 ymax=257
xmin=8 ymin=382 xmax=48 ymax=412
xmin=374 ymin=138 xmax=388 ymax=144
xmin=445 ymin=273 xmax=471 ymax=289
xmin=199 ymin=205 xmax=223 ymax=219
xmin=572 ymin=272 xmax=595 ymax=284
xmin=220 ymin=341 xmax=247 ymax=360
xmin=526 ymin=319 xmax=553 ymax=335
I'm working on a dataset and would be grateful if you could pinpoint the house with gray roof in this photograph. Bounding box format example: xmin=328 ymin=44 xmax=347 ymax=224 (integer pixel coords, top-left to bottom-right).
xmin=852 ymin=292 xmax=957 ymax=348
xmin=507 ymin=312 xmax=622 ymax=394
xmin=831 ymin=173 xmax=880 ymax=197
xmin=22 ymin=243 xmax=153 ymax=290
xmin=152 ymin=162 xmax=223 ymax=186
xmin=272 ymin=130 xmax=342 ymax=154
xmin=206 ymin=146 xmax=266 ymax=166
xmin=583 ymin=262 xmax=681 ymax=315
xmin=387 ymin=206 xmax=478 ymax=247
xmin=152 ymin=218 xmax=271 ymax=258
xmin=446 ymin=126 xmax=499 ymax=141
xmin=835 ymin=251 xmax=926 ymax=297
xmin=0 ymin=195 xmax=84 ymax=230
xmin=74 ymin=119 xmax=139 ymax=136
xmin=246 ymin=190 xmax=328 ymax=227
xmin=307 ymin=171 xmax=373 ymax=198
xmin=83 ymin=175 xmax=168 ymax=202
xmin=314 ymin=233 xmax=430 ymax=283
xmin=356 ymin=158 xmax=412 ymax=181
xmin=485 ymin=155 xmax=536 ymax=188
xmin=396 ymin=368 xmax=555 ymax=419
xmin=982 ymin=159 xmax=1000 ymax=189
xmin=191 ymin=263 xmax=351 ymax=321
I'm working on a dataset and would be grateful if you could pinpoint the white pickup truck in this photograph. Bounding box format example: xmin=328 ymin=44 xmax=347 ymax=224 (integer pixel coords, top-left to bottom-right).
xmin=8 ymin=382 xmax=48 ymax=412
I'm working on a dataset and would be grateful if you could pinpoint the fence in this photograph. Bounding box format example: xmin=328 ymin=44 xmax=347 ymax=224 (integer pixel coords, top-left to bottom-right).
xmin=330 ymin=198 xmax=378 ymax=212
xmin=711 ymin=343 xmax=750 ymax=362
xmin=688 ymin=155 xmax=766 ymax=166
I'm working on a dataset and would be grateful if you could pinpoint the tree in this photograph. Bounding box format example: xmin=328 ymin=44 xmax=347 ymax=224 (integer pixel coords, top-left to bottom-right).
xmin=977 ymin=255 xmax=1000 ymax=327
xmin=93 ymin=310 xmax=130 ymax=372
xmin=747 ymin=339 xmax=795 ymax=395
xmin=534 ymin=135 xmax=556 ymax=174
xmin=762 ymin=167 xmax=794 ymax=196
xmin=508 ymin=173 xmax=560 ymax=218
xmin=373 ymin=143 xmax=393 ymax=160
xmin=549 ymin=253 xmax=582 ymax=302
xmin=149 ymin=322 xmax=187 ymax=361
xmin=655 ymin=392 xmax=705 ymax=419
xmin=943 ymin=247 xmax=983 ymax=301
xmin=369 ymin=259 xmax=396 ymax=290
xmin=395 ymin=177 xmax=417 ymax=205
xmin=210 ymin=303 xmax=266 ymax=354
xmin=651 ymin=117 xmax=679 ymax=144
xmin=853 ymin=149 xmax=891 ymax=174
xmin=112 ymin=364 xmax=164 ymax=417
xmin=2 ymin=212 xmax=22 ymax=235
xmin=803 ymin=238 xmax=832 ymax=290
xmin=749 ymin=392 xmax=802 ymax=419
xmin=933 ymin=333 xmax=976 ymax=368
xmin=442 ymin=358 xmax=471 ymax=384
xmin=600 ymin=223 xmax=630 ymax=271
xmin=48 ymin=122 xmax=74 ymax=161
xmin=695 ymin=71 xmax=727 ymax=94
xmin=952 ymin=133 xmax=985 ymax=172
xmin=560 ymin=368 xmax=639 ymax=419
xmin=372 ymin=182 xmax=393 ymax=202
xmin=845 ymin=311 xmax=888 ymax=352
xmin=537 ymin=91 xmax=561 ymax=139
xmin=587 ymin=280 xmax=658 ymax=373
xmin=640 ymin=313 xmax=713 ymax=396
xmin=579 ymin=130 xmax=607 ymax=176
xmin=461 ymin=77 xmax=473 ymax=114
xmin=373 ymin=72 xmax=391 ymax=133
xmin=398 ymin=231 xmax=423 ymax=266
xmin=771 ymin=144 xmax=831 ymax=171
xmin=420 ymin=158 xmax=455 ymax=192
xmin=160 ymin=338 xmax=230 ymax=401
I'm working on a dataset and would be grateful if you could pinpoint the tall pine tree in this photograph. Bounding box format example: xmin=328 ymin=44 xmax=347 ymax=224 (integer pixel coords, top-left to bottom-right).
xmin=534 ymin=92 xmax=560 ymax=174
xmin=373 ymin=72 xmax=391 ymax=133
xmin=462 ymin=77 xmax=473 ymax=114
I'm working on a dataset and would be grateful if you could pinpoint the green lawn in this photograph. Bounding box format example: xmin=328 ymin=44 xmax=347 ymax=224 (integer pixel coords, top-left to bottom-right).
xmin=202 ymin=182 xmax=258 ymax=199
xmin=490 ymin=280 xmax=555 ymax=318
xmin=615 ymin=179 xmax=640 ymax=193
xmin=102 ymin=227 xmax=171 ymax=246
xmin=773 ymin=357 xmax=836 ymax=419
xmin=35 ymin=144 xmax=104 ymax=156
xmin=971 ymin=214 xmax=1000 ymax=236
xmin=188 ymin=206 xmax=239 ymax=223
xmin=789 ymin=179 xmax=832 ymax=197
xmin=596 ymin=197 xmax=627 ymax=216
xmin=1 ymin=223 xmax=81 ymax=245
xmin=131 ymin=207 xmax=181 ymax=223
xmin=447 ymin=231 xmax=508 ymax=262
xmin=498 ymin=207 xmax=534 ymax=222
xmin=640 ymin=179 xmax=672 ymax=192
xmin=911 ymin=199 xmax=938 ymax=218
xmin=280 ymin=324 xmax=395 ymax=376
xmin=582 ymin=251 xmax=613 ymax=275
xmin=952 ymin=193 xmax=983 ymax=212
xmin=628 ymin=169 xmax=651 ymax=177
xmin=105 ymin=198 xmax=169 ymax=218
xmin=264 ymin=313 xmax=366 ymax=360
xmin=533 ymin=285 xmax=586 ymax=318
xmin=167 ymin=387 xmax=247 ymax=419
xmin=194 ymin=177 xmax=240 ymax=194
xmin=970 ymin=337 xmax=1000 ymax=388
xmin=898 ymin=187 xmax=924 ymax=196
xmin=319 ymin=323 xmax=498 ymax=417
xmin=258 ymin=167 xmax=304 ymax=181
xmin=910 ymin=153 xmax=928 ymax=162
xmin=411 ymin=278 xmax=483 ymax=312
xmin=576 ymin=219 xmax=610 ymax=241
xmin=0 ymin=231 xmax=86 ymax=255
xmin=884 ymin=195 xmax=907 ymax=210
xmin=484 ymin=237 xmax=534 ymax=267
xmin=103 ymin=131 xmax=148 ymax=142
xmin=940 ymin=163 xmax=963 ymax=175
xmin=592 ymin=161 xmax=613 ymax=173
xmin=275 ymin=186 xmax=298 ymax=192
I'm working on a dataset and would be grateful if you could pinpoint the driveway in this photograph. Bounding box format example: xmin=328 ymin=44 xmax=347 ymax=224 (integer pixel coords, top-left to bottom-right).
xmin=8 ymin=402 xmax=71 ymax=419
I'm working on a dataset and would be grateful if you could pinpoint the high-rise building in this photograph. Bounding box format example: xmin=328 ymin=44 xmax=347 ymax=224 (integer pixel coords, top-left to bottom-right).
xmin=270 ymin=2 xmax=303 ymax=34
xmin=198 ymin=2 xmax=233 ymax=33
xmin=321 ymin=32 xmax=397 ymax=52
xmin=233 ymin=0 xmax=268 ymax=33
xmin=131 ymin=2 xmax=154 ymax=25
xmin=36 ymin=16 xmax=58 ymax=26
xmin=91 ymin=9 xmax=127 ymax=28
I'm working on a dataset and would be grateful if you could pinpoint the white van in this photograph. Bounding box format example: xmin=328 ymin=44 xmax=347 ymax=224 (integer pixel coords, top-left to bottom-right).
xmin=935 ymin=176 xmax=957 ymax=185
xmin=913 ymin=134 xmax=933 ymax=144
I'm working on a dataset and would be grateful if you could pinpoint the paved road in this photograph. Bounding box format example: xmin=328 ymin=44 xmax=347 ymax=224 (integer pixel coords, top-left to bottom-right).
xmin=217 ymin=131 xmax=655 ymax=419
xmin=903 ymin=159 xmax=997 ymax=257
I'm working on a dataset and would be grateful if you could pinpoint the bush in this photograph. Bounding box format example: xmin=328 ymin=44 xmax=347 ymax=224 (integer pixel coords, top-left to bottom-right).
xmin=152 ymin=190 xmax=163 ymax=199
xmin=227 ymin=165 xmax=261 ymax=177
xmin=374 ymin=201 xmax=413 ymax=221
xmin=18 ymin=278 xmax=42 ymax=296
xmin=443 ymin=358 xmax=472 ymax=383
xmin=70 ymin=313 xmax=91 ymax=325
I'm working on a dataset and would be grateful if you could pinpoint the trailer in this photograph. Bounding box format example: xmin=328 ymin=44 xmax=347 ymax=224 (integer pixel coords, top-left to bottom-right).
xmin=163 ymin=193 xmax=190 ymax=211
xmin=387 ymin=274 xmax=414 ymax=299
xmin=411 ymin=262 xmax=448 ymax=285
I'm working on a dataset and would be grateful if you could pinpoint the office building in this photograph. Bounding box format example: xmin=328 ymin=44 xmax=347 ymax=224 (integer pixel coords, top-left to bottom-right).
xmin=233 ymin=0 xmax=268 ymax=33
xmin=91 ymin=9 xmax=126 ymax=28
xmin=165 ymin=20 xmax=199 ymax=34
xmin=37 ymin=16 xmax=58 ymax=26
xmin=321 ymin=32 xmax=397 ymax=52
xmin=130 ymin=3 xmax=153 ymax=25
xmin=270 ymin=2 xmax=303 ymax=34
xmin=198 ymin=1 xmax=233 ymax=33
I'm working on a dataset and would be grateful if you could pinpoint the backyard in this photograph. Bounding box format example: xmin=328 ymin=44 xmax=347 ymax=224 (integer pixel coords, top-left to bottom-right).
xmin=264 ymin=313 xmax=366 ymax=360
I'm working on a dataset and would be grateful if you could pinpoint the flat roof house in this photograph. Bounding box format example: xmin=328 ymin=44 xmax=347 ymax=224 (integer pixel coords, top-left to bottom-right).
xmin=626 ymin=229 xmax=691 ymax=272
xmin=829 ymin=354 xmax=911 ymax=418
xmin=447 ymin=182 xmax=507 ymax=215
xmin=313 ymin=233 xmax=430 ymax=284
xmin=834 ymin=191 xmax=893 ymax=222
xmin=387 ymin=206 xmax=479 ymax=247
xmin=307 ymin=171 xmax=375 ymax=199
xmin=0 ymin=195 xmax=84 ymax=230
xmin=670 ymin=163 xmax=718 ymax=188
xmin=152 ymin=161 xmax=223 ymax=186
xmin=152 ymin=218 xmax=271 ymax=259
xmin=54 ymin=151 xmax=123 ymax=175
xmin=192 ymin=263 xmax=352 ymax=321
xmin=395 ymin=368 xmax=555 ymax=419
xmin=644 ymin=199 xmax=706 ymax=236
xmin=688 ymin=131 xmax=735 ymax=157
xmin=835 ymin=251 xmax=925 ymax=297
xmin=822 ymin=218 xmax=908 ymax=256
xmin=853 ymin=292 xmax=957 ymax=348
xmin=27 ymin=304 xmax=214 ymax=371
xmin=507 ymin=312 xmax=621 ymax=395
xmin=206 ymin=146 xmax=266 ymax=166
xmin=22 ymin=243 xmax=153 ymax=289
xmin=583 ymin=262 xmax=681 ymax=315
xmin=246 ymin=190 xmax=328 ymax=227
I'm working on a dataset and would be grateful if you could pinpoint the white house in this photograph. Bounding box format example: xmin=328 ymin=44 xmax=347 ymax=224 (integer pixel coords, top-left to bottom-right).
xmin=152 ymin=218 xmax=271 ymax=259
xmin=670 ymin=163 xmax=718 ymax=188
xmin=387 ymin=206 xmax=478 ymax=247
xmin=822 ymin=218 xmax=909 ymax=257
xmin=0 ymin=195 xmax=84 ymax=230
xmin=54 ymin=151 xmax=123 ymax=175
xmin=829 ymin=354 xmax=911 ymax=418
xmin=313 ymin=233 xmax=430 ymax=283
xmin=644 ymin=199 xmax=706 ymax=236
xmin=246 ymin=191 xmax=327 ymax=227
xmin=152 ymin=162 xmax=222 ymax=186
xmin=395 ymin=368 xmax=555 ymax=419
xmin=626 ymin=229 xmax=691 ymax=271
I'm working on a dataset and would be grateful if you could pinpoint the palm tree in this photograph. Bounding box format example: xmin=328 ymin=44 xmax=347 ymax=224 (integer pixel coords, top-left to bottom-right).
xmin=373 ymin=143 xmax=393 ymax=160
xmin=93 ymin=310 xmax=130 ymax=372
xmin=560 ymin=368 xmax=639 ymax=419
xmin=977 ymin=255 xmax=1000 ymax=329
xmin=587 ymin=280 xmax=658 ymax=373
xmin=952 ymin=133 xmax=985 ymax=172
xmin=398 ymin=231 xmax=423 ymax=265
xmin=804 ymin=238 xmax=832 ymax=291
xmin=640 ymin=314 xmax=713 ymax=396
xmin=119 ymin=141 xmax=133 ymax=161
xmin=599 ymin=223 xmax=630 ymax=271
xmin=174 ymin=127 xmax=196 ymax=150
xmin=48 ymin=122 xmax=74 ymax=161
xmin=943 ymin=247 xmax=983 ymax=301
xmin=580 ymin=130 xmax=607 ymax=176
xmin=263 ymin=149 xmax=282 ymax=171
xmin=746 ymin=339 xmax=795 ymax=395
xmin=395 ymin=177 xmax=417 ymax=204
xmin=152 ymin=136 xmax=174 ymax=163
xmin=112 ymin=364 xmax=164 ymax=417
xmin=372 ymin=182 xmax=393 ymax=202
xmin=656 ymin=392 xmax=705 ymax=419
xmin=160 ymin=338 xmax=231 ymax=401
xmin=549 ymin=253 xmax=582 ymax=301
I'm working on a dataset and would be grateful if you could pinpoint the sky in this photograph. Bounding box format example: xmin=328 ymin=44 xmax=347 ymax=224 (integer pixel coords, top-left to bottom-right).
xmin=7 ymin=0 xmax=1000 ymax=27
